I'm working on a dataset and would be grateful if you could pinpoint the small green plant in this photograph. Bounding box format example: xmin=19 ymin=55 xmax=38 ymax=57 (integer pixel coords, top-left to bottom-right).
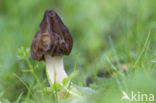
xmin=17 ymin=47 xmax=41 ymax=86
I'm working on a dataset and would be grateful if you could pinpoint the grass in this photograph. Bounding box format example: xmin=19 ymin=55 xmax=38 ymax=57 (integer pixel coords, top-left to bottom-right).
xmin=0 ymin=0 xmax=156 ymax=103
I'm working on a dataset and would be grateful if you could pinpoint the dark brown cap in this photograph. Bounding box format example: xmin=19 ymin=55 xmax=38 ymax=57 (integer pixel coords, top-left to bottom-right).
xmin=31 ymin=10 xmax=73 ymax=61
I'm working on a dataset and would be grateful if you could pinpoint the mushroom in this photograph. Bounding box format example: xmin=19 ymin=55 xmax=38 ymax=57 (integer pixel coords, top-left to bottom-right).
xmin=30 ymin=10 xmax=73 ymax=85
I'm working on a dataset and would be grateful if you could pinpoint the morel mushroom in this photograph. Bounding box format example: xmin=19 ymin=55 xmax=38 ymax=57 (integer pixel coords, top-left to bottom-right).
xmin=31 ymin=10 xmax=73 ymax=85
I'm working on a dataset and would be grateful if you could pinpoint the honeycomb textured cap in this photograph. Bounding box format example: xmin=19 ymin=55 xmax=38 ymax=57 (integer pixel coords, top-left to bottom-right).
xmin=31 ymin=10 xmax=73 ymax=61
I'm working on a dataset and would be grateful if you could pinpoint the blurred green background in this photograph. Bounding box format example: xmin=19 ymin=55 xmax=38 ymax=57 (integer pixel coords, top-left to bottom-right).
xmin=0 ymin=0 xmax=156 ymax=103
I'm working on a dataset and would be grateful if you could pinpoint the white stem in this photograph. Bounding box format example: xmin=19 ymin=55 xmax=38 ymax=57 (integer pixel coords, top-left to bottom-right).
xmin=44 ymin=54 xmax=68 ymax=85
